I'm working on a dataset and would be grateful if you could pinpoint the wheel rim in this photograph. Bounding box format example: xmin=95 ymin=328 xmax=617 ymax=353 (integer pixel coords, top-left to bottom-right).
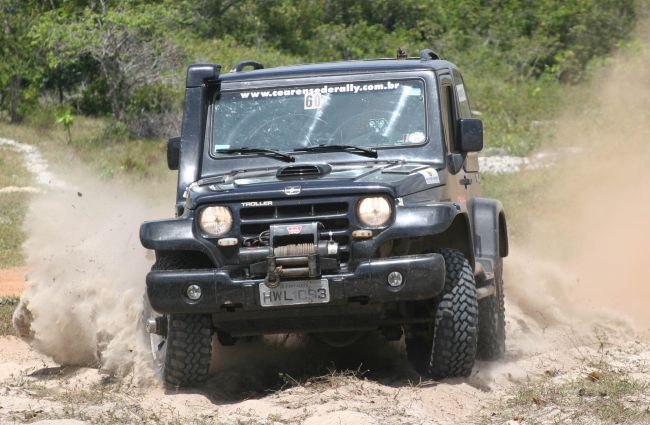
xmin=149 ymin=327 xmax=167 ymax=368
xmin=143 ymin=298 xmax=167 ymax=371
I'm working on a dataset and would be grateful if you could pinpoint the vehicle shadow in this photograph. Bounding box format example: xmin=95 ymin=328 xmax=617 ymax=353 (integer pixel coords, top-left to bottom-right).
xmin=166 ymin=331 xmax=493 ymax=403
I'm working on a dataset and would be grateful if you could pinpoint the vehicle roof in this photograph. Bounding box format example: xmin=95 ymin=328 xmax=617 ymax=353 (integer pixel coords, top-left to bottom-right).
xmin=219 ymin=59 xmax=457 ymax=82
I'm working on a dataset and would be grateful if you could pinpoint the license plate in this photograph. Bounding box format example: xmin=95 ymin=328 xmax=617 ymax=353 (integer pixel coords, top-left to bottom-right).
xmin=259 ymin=279 xmax=330 ymax=307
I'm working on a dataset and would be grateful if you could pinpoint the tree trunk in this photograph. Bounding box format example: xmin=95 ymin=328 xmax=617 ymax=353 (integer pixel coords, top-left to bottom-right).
xmin=109 ymin=86 xmax=121 ymax=120
xmin=99 ymin=58 xmax=123 ymax=120
xmin=9 ymin=75 xmax=21 ymax=123
xmin=58 ymin=77 xmax=64 ymax=104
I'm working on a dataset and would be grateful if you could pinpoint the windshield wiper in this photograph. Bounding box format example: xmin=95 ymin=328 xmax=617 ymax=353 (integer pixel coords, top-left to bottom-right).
xmin=294 ymin=144 xmax=378 ymax=158
xmin=216 ymin=147 xmax=295 ymax=162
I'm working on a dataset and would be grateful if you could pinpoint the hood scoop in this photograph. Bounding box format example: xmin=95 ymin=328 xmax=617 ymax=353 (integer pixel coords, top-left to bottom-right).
xmin=276 ymin=163 xmax=332 ymax=179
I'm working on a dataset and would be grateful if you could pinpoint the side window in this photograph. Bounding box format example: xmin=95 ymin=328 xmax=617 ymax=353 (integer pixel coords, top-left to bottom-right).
xmin=439 ymin=80 xmax=458 ymax=153
xmin=452 ymin=70 xmax=472 ymax=118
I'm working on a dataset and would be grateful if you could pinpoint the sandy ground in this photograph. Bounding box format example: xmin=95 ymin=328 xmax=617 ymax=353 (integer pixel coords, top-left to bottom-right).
xmin=0 ymin=269 xmax=25 ymax=297
xmin=1 ymin=268 xmax=649 ymax=425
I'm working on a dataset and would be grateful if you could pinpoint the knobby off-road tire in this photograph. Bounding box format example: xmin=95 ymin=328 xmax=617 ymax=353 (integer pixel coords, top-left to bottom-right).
xmin=146 ymin=253 xmax=213 ymax=387
xmin=477 ymin=258 xmax=506 ymax=360
xmin=406 ymin=249 xmax=478 ymax=379
xmin=163 ymin=314 xmax=213 ymax=387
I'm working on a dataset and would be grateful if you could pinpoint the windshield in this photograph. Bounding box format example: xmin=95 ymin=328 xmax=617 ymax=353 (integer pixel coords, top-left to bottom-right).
xmin=211 ymin=79 xmax=427 ymax=156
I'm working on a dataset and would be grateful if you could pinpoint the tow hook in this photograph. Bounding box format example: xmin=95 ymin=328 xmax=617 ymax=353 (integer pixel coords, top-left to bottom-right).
xmin=265 ymin=266 xmax=283 ymax=288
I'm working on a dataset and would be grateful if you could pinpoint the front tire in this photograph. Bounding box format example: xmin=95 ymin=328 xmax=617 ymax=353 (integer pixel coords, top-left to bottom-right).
xmin=144 ymin=253 xmax=213 ymax=387
xmin=163 ymin=314 xmax=213 ymax=387
xmin=406 ymin=249 xmax=478 ymax=379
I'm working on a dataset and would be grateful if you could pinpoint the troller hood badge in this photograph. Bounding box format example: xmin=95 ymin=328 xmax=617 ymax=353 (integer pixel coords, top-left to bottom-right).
xmin=284 ymin=186 xmax=301 ymax=195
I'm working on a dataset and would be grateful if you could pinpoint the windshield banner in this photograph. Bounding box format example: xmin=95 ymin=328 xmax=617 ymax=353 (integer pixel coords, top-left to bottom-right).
xmin=239 ymin=81 xmax=402 ymax=100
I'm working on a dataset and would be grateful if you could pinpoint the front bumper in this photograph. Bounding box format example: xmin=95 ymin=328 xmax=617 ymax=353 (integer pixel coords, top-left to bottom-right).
xmin=147 ymin=253 xmax=445 ymax=317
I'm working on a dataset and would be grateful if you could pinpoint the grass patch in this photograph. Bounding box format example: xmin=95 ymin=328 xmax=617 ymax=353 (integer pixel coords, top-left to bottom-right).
xmin=481 ymin=168 xmax=553 ymax=241
xmin=0 ymin=116 xmax=167 ymax=266
xmin=497 ymin=368 xmax=649 ymax=424
xmin=0 ymin=147 xmax=32 ymax=268
xmin=484 ymin=331 xmax=650 ymax=425
xmin=0 ymin=296 xmax=19 ymax=336
xmin=5 ymin=372 xmax=222 ymax=425
xmin=0 ymin=115 xmax=168 ymax=181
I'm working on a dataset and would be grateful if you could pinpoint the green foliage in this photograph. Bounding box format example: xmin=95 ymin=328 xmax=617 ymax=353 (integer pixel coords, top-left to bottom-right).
xmin=0 ymin=0 xmax=48 ymax=123
xmin=56 ymin=108 xmax=74 ymax=144
xmin=33 ymin=1 xmax=185 ymax=124
xmin=185 ymin=36 xmax=303 ymax=71
xmin=101 ymin=120 xmax=131 ymax=142
xmin=123 ymin=83 xmax=181 ymax=138
xmin=23 ymin=105 xmax=58 ymax=129
xmin=0 ymin=0 xmax=641 ymax=152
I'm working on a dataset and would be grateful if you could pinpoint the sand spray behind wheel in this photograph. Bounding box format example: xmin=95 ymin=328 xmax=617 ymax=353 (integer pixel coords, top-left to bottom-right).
xmin=12 ymin=172 xmax=172 ymax=380
xmin=504 ymin=27 xmax=650 ymax=346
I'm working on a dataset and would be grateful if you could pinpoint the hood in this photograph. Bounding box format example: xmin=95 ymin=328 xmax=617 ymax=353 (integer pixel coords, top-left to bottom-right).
xmin=186 ymin=161 xmax=444 ymax=208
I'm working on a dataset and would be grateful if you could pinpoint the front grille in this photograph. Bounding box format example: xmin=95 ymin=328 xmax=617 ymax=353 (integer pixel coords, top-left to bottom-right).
xmin=238 ymin=199 xmax=352 ymax=263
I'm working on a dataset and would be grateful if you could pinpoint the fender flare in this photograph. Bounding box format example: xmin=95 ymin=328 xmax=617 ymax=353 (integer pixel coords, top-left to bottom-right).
xmin=140 ymin=217 xmax=222 ymax=266
xmin=355 ymin=204 xmax=475 ymax=267
xmin=469 ymin=197 xmax=509 ymax=260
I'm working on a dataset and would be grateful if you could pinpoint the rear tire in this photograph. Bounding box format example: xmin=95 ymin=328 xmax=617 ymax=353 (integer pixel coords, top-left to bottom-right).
xmin=144 ymin=253 xmax=213 ymax=387
xmin=406 ymin=249 xmax=478 ymax=379
xmin=477 ymin=259 xmax=506 ymax=360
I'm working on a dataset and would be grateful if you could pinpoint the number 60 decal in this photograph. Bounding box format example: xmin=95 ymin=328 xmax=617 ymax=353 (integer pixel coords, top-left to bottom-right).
xmin=304 ymin=92 xmax=323 ymax=109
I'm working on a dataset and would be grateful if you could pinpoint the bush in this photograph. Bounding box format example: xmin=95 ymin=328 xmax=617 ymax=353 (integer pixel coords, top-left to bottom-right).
xmin=124 ymin=83 xmax=181 ymax=138
xmin=23 ymin=105 xmax=58 ymax=129
xmin=101 ymin=120 xmax=130 ymax=142
xmin=78 ymin=77 xmax=112 ymax=116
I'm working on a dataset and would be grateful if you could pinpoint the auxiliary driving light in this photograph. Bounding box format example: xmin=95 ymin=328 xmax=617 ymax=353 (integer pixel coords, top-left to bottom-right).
xmin=218 ymin=237 xmax=238 ymax=247
xmin=186 ymin=284 xmax=202 ymax=300
xmin=387 ymin=271 xmax=404 ymax=287
xmin=352 ymin=229 xmax=373 ymax=239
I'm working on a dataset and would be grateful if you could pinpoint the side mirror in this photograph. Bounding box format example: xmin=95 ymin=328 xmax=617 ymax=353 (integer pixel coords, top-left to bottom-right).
xmin=167 ymin=136 xmax=181 ymax=170
xmin=457 ymin=118 xmax=483 ymax=152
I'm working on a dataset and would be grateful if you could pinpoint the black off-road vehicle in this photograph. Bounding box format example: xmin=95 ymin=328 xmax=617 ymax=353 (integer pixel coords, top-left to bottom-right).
xmin=141 ymin=49 xmax=508 ymax=387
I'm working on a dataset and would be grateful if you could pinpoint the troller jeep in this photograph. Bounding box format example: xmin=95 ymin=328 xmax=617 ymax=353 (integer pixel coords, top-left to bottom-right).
xmin=140 ymin=49 xmax=508 ymax=387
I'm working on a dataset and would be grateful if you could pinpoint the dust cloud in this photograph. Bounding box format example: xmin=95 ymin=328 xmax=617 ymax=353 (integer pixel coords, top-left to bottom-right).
xmin=505 ymin=28 xmax=650 ymax=341
xmin=12 ymin=171 xmax=172 ymax=380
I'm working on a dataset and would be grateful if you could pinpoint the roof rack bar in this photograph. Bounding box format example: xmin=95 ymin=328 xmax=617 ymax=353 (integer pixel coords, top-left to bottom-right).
xmin=231 ymin=61 xmax=264 ymax=72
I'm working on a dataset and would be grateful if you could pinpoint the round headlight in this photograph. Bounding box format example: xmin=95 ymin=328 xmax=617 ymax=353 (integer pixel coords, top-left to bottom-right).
xmin=357 ymin=197 xmax=392 ymax=227
xmin=199 ymin=206 xmax=233 ymax=236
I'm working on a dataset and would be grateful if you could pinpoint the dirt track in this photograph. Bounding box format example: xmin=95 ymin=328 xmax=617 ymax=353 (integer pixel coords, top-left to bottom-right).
xmin=0 ymin=269 xmax=25 ymax=297
xmin=1 ymin=295 xmax=648 ymax=424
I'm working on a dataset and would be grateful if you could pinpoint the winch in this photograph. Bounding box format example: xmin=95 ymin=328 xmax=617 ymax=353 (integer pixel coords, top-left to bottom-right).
xmin=238 ymin=222 xmax=339 ymax=287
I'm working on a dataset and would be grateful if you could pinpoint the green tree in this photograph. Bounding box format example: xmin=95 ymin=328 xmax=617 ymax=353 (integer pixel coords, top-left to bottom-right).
xmin=36 ymin=0 xmax=185 ymax=121
xmin=0 ymin=0 xmax=46 ymax=123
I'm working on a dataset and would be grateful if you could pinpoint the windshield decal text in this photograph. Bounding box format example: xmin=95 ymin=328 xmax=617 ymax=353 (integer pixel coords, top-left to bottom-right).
xmin=239 ymin=81 xmax=401 ymax=99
